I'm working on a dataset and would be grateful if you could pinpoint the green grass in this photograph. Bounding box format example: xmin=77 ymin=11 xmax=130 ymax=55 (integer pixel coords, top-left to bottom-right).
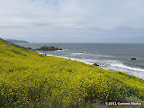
xmin=0 ymin=38 xmax=144 ymax=108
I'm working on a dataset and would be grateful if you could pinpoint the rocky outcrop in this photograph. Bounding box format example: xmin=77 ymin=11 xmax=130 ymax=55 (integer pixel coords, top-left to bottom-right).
xmin=130 ymin=58 xmax=136 ymax=60
xmin=36 ymin=46 xmax=62 ymax=51
xmin=93 ymin=63 xmax=99 ymax=66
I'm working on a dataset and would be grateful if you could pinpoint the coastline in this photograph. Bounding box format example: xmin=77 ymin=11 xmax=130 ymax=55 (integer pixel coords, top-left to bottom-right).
xmin=1 ymin=38 xmax=144 ymax=107
xmin=36 ymin=50 xmax=144 ymax=81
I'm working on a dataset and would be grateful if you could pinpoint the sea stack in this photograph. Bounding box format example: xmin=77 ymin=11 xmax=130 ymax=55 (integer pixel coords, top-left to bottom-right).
xmin=36 ymin=45 xmax=62 ymax=51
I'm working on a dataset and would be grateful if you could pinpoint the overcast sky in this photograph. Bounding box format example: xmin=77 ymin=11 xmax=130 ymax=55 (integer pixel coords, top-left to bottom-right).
xmin=0 ymin=0 xmax=144 ymax=43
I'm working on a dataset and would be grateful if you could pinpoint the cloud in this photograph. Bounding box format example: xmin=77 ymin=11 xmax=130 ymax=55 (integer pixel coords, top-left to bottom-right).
xmin=0 ymin=0 xmax=144 ymax=42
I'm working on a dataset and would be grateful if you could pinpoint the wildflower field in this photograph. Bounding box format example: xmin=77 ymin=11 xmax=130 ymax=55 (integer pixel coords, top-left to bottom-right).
xmin=0 ymin=38 xmax=144 ymax=107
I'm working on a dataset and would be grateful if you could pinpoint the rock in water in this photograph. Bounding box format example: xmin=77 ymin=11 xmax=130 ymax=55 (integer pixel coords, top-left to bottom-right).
xmin=93 ymin=63 xmax=99 ymax=66
xmin=37 ymin=46 xmax=62 ymax=51
xmin=130 ymin=58 xmax=136 ymax=60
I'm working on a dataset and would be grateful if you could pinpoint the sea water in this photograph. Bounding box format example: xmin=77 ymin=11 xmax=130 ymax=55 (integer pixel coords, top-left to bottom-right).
xmin=17 ymin=43 xmax=144 ymax=80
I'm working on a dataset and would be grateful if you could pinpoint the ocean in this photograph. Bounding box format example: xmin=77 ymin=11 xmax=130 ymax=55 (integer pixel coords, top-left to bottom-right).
xmin=17 ymin=43 xmax=144 ymax=80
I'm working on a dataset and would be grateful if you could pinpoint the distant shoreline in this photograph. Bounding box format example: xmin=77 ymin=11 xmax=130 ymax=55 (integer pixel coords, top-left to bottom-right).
xmin=6 ymin=39 xmax=29 ymax=43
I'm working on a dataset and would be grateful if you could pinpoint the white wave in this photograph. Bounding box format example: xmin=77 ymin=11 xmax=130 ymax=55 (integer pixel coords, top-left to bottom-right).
xmin=70 ymin=58 xmax=93 ymax=64
xmin=70 ymin=53 xmax=113 ymax=60
xmin=46 ymin=54 xmax=54 ymax=56
xmin=111 ymin=63 xmax=144 ymax=72
xmin=36 ymin=51 xmax=144 ymax=80
xmin=71 ymin=52 xmax=85 ymax=55
xmin=36 ymin=51 xmax=53 ymax=56
xmin=94 ymin=54 xmax=113 ymax=58
xmin=36 ymin=51 xmax=43 ymax=54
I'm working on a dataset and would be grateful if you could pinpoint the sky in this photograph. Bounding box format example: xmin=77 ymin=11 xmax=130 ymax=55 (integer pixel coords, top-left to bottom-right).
xmin=0 ymin=0 xmax=144 ymax=43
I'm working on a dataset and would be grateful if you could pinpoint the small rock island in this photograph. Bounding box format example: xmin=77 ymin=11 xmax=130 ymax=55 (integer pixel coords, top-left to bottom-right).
xmin=36 ymin=46 xmax=62 ymax=51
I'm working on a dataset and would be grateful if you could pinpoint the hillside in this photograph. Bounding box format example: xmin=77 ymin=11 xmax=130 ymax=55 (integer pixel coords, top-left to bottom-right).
xmin=0 ymin=38 xmax=144 ymax=108
xmin=6 ymin=39 xmax=29 ymax=43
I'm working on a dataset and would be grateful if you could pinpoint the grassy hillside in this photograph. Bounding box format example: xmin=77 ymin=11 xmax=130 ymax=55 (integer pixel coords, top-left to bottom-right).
xmin=0 ymin=38 xmax=144 ymax=107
